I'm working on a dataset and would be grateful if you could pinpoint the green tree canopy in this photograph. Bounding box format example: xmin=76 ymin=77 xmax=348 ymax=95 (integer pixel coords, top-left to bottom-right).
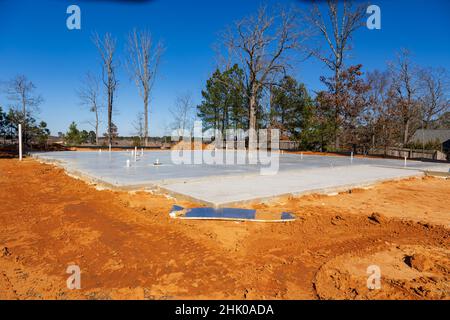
xmin=197 ymin=64 xmax=247 ymax=134
xmin=271 ymin=76 xmax=314 ymax=142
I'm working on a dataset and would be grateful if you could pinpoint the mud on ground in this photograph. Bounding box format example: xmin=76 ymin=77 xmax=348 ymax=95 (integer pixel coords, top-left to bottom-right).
xmin=0 ymin=158 xmax=448 ymax=300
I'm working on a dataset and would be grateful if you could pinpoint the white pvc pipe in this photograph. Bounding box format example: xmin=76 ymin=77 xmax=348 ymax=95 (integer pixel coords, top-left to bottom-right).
xmin=126 ymin=159 xmax=130 ymax=167
xmin=351 ymin=151 xmax=354 ymax=163
xmin=404 ymin=156 xmax=407 ymax=167
xmin=18 ymin=124 xmax=22 ymax=161
xmin=109 ymin=143 xmax=112 ymax=152
xmin=300 ymin=152 xmax=303 ymax=160
xmin=141 ymin=148 xmax=144 ymax=156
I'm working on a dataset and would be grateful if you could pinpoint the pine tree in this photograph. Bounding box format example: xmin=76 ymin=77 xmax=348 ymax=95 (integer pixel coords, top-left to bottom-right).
xmin=197 ymin=65 xmax=247 ymax=134
xmin=271 ymin=76 xmax=314 ymax=142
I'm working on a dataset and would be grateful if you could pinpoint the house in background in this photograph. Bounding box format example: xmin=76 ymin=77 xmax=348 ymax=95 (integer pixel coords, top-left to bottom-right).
xmin=411 ymin=129 xmax=450 ymax=154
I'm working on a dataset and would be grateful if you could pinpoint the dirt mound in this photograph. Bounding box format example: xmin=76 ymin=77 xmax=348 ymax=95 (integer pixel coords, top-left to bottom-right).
xmin=171 ymin=140 xmax=210 ymax=150
xmin=314 ymin=245 xmax=450 ymax=300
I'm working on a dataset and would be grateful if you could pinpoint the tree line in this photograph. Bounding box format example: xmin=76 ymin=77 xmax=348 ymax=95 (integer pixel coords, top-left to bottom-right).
xmin=196 ymin=3 xmax=449 ymax=152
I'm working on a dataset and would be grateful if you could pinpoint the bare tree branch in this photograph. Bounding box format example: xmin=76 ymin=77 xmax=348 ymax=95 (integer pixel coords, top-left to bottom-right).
xmin=305 ymin=0 xmax=366 ymax=147
xmin=220 ymin=5 xmax=307 ymax=147
xmin=92 ymin=32 xmax=118 ymax=145
xmin=170 ymin=92 xmax=195 ymax=137
xmin=77 ymin=72 xmax=102 ymax=145
xmin=4 ymin=74 xmax=43 ymax=117
xmin=127 ymin=29 xmax=165 ymax=145
xmin=418 ymin=67 xmax=450 ymax=128
xmin=387 ymin=49 xmax=421 ymax=145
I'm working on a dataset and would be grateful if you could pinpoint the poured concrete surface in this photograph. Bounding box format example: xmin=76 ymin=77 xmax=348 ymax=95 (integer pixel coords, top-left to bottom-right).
xmin=164 ymin=165 xmax=423 ymax=206
xmin=32 ymin=151 xmax=450 ymax=206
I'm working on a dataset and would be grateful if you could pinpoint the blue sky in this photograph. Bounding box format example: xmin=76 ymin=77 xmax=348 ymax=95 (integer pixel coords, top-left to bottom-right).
xmin=0 ymin=0 xmax=449 ymax=137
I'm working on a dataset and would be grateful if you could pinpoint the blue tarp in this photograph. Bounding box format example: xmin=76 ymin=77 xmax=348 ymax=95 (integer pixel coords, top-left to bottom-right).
xmin=184 ymin=207 xmax=256 ymax=219
xmin=170 ymin=205 xmax=295 ymax=221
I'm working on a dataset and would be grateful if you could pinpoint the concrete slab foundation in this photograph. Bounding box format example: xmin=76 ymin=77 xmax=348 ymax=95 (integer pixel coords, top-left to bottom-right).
xmin=32 ymin=151 xmax=450 ymax=206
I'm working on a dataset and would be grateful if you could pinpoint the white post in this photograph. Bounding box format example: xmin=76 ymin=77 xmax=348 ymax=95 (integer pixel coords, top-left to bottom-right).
xmin=300 ymin=152 xmax=303 ymax=160
xmin=350 ymin=151 xmax=354 ymax=164
xmin=18 ymin=124 xmax=22 ymax=161
xmin=404 ymin=156 xmax=407 ymax=167
xmin=141 ymin=148 xmax=144 ymax=156
xmin=109 ymin=143 xmax=112 ymax=152
xmin=134 ymin=146 xmax=137 ymax=162
xmin=126 ymin=159 xmax=130 ymax=167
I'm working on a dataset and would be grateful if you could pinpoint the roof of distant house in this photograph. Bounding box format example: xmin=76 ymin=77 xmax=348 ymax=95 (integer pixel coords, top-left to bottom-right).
xmin=411 ymin=129 xmax=450 ymax=144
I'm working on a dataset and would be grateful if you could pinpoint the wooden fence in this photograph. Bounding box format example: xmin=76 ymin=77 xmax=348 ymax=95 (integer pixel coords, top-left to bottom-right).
xmin=370 ymin=147 xmax=448 ymax=161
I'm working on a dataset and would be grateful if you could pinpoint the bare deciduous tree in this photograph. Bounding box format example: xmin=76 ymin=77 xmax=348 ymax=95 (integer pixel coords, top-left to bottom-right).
xmin=127 ymin=29 xmax=164 ymax=146
xmin=365 ymin=69 xmax=399 ymax=153
xmin=5 ymin=74 xmax=43 ymax=117
xmin=133 ymin=111 xmax=145 ymax=142
xmin=418 ymin=67 xmax=450 ymax=129
xmin=170 ymin=93 xmax=195 ymax=138
xmin=78 ymin=72 xmax=102 ymax=145
xmin=222 ymin=5 xmax=304 ymax=148
xmin=388 ymin=49 xmax=421 ymax=146
xmin=93 ymin=32 xmax=118 ymax=146
xmin=366 ymin=70 xmax=387 ymax=144
xmin=306 ymin=0 xmax=366 ymax=147
xmin=4 ymin=75 xmax=43 ymax=148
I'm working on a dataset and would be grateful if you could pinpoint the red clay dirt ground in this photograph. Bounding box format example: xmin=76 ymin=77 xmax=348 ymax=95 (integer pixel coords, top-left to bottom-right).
xmin=0 ymin=157 xmax=449 ymax=300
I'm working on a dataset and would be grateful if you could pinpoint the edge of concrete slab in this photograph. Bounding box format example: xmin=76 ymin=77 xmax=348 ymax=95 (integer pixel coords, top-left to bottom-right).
xmin=424 ymin=170 xmax=450 ymax=178
xmin=163 ymin=172 xmax=425 ymax=207
xmin=32 ymin=156 xmax=161 ymax=191
xmin=31 ymin=153 xmax=273 ymax=187
xmin=31 ymin=153 xmax=426 ymax=207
